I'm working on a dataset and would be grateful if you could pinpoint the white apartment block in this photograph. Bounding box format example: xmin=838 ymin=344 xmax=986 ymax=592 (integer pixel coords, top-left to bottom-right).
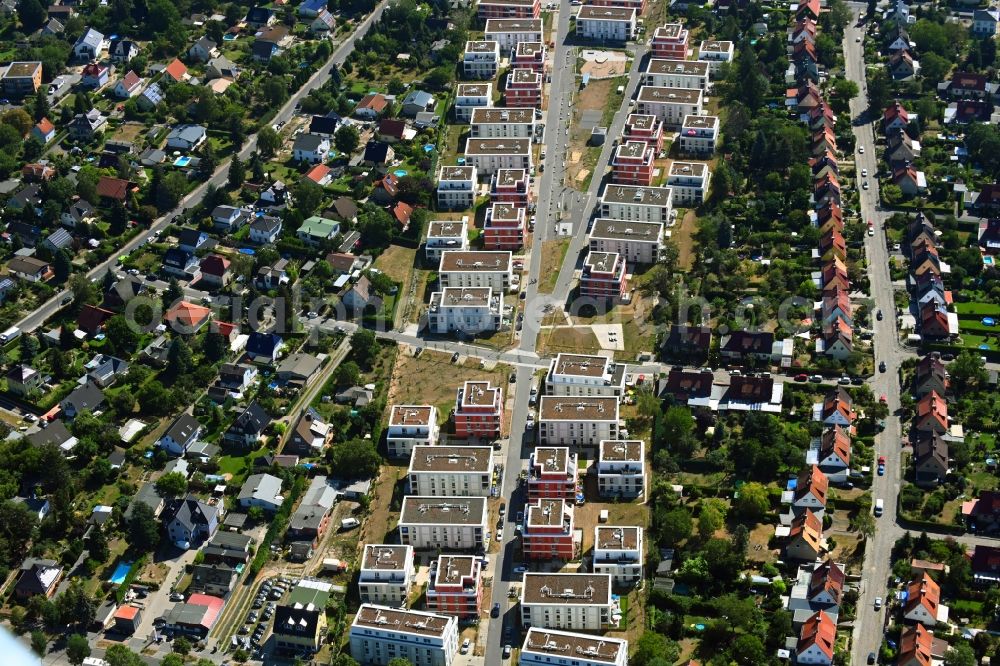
xmin=386 ymin=405 xmax=440 ymax=458
xmin=520 ymin=628 xmax=628 ymax=666
xmin=576 ymin=6 xmax=637 ymax=42
xmin=438 ymin=250 xmax=513 ymax=291
xmin=545 ymin=354 xmax=627 ymax=398
xmin=678 ymin=114 xmax=720 ymax=157
xmin=408 ymin=445 xmax=494 ymax=497
xmin=350 ymin=605 xmax=459 ymax=666
xmin=464 ymin=137 xmax=532 ymax=175
xmin=398 ymin=496 xmax=488 ymax=551
xmin=599 ymin=184 xmax=673 ymax=224
xmin=358 ymin=544 xmax=416 ymax=606
xmin=666 ymin=161 xmax=711 ymax=206
xmin=425 ymin=219 xmax=469 ymax=262
xmin=437 ymin=165 xmax=478 ymax=211
xmin=427 ymin=288 xmax=502 ymax=336
xmin=454 ymin=83 xmax=493 ymax=123
xmin=593 ymin=525 xmax=644 ymax=585
xmin=520 ymin=573 xmax=616 ymax=631
xmin=463 ymin=40 xmax=500 ymax=80
xmin=484 ymin=18 xmax=543 ymax=50
xmin=470 ymin=107 xmax=536 ymax=139
xmin=538 ymin=396 xmax=620 ymax=447
xmin=698 ymin=40 xmax=735 ymax=76
xmin=636 ymin=86 xmax=703 ymax=129
xmin=597 ymin=439 xmax=645 ymax=499
xmin=643 ymin=59 xmax=710 ymax=90
xmin=589 ymin=218 xmax=665 ymax=265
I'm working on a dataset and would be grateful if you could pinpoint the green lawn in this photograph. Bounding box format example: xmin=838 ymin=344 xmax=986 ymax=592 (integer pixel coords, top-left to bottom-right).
xmin=954 ymin=302 xmax=1000 ymax=316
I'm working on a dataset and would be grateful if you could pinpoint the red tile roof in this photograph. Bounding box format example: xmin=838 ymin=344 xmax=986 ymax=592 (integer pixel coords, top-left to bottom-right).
xmin=797 ymin=610 xmax=835 ymax=660
xmin=96 ymin=176 xmax=130 ymax=201
xmin=164 ymin=58 xmax=188 ymax=81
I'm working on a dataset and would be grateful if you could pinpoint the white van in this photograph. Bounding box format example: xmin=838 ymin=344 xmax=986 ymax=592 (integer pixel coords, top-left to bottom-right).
xmin=341 ymin=517 xmax=360 ymax=530
xmin=0 ymin=326 xmax=21 ymax=344
xmin=874 ymin=499 xmax=884 ymax=517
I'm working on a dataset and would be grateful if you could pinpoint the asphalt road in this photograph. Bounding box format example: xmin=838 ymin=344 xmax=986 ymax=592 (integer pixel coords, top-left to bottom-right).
xmin=15 ymin=0 xmax=390 ymax=337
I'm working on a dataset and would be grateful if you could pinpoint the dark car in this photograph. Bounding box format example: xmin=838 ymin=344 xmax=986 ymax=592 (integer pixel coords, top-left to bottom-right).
xmin=876 ymin=309 xmax=883 ymax=320
xmin=851 ymin=377 xmax=865 ymax=385
xmin=868 ymin=651 xmax=877 ymax=664
xmin=879 ymin=361 xmax=886 ymax=373
xmin=491 ymin=603 xmax=501 ymax=618
xmin=452 ymin=352 xmax=460 ymax=362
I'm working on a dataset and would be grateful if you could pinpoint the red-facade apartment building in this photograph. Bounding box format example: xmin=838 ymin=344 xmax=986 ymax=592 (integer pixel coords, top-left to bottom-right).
xmin=477 ymin=0 xmax=540 ymax=20
xmin=611 ymin=140 xmax=655 ymax=185
xmin=483 ymin=202 xmax=525 ymax=250
xmin=522 ymin=498 xmax=576 ymax=561
xmin=588 ymin=0 xmax=647 ymax=11
xmin=453 ymin=380 xmax=504 ymax=439
xmin=580 ymin=251 xmax=628 ymax=300
xmin=651 ymin=23 xmax=689 ymax=59
xmin=623 ymin=113 xmax=665 ymax=153
xmin=505 ymin=68 xmax=543 ymax=108
xmin=425 ymin=555 xmax=483 ymax=618
xmin=527 ymin=446 xmax=578 ymax=501
xmin=512 ymin=41 xmax=546 ymax=72
xmin=490 ymin=168 xmax=531 ymax=207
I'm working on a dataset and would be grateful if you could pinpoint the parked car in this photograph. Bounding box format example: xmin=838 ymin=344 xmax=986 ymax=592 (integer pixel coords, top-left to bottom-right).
xmin=873 ymin=596 xmax=882 ymax=610
xmin=460 ymin=639 xmax=471 ymax=654
xmin=491 ymin=603 xmax=501 ymax=618
xmin=794 ymin=373 xmax=808 ymax=382
xmin=879 ymin=361 xmax=886 ymax=373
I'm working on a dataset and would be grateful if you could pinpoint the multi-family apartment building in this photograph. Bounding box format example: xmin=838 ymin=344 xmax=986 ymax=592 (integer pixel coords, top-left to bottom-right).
xmin=623 ymin=113 xmax=665 ymax=152
xmin=512 ymin=41 xmax=547 ymax=72
xmin=358 ymin=544 xmax=416 ymax=606
xmin=589 ymin=218 xmax=665 ymax=265
xmin=464 ymin=137 xmax=532 ymax=175
xmin=350 ymin=605 xmax=459 ymax=666
xmin=520 ymin=629 xmax=628 ymax=666
xmin=425 ymin=219 xmax=469 ymax=262
xmin=470 ymin=107 xmax=536 ymax=139
xmin=484 ymin=18 xmax=544 ymax=50
xmin=666 ymin=161 xmax=711 ymax=205
xmin=398 ymin=496 xmax=489 ymax=551
xmin=463 ymin=41 xmax=501 ymax=80
xmin=386 ymin=405 xmax=440 ymax=458
xmin=477 ymin=0 xmax=540 ymax=20
xmin=599 ymin=184 xmax=672 ymax=223
xmin=580 ymin=251 xmax=628 ymax=301
xmin=528 ymin=446 xmax=578 ymax=501
xmin=597 ymin=439 xmax=645 ymax=498
xmin=505 ymin=68 xmax=544 ymax=107
xmin=454 ymin=83 xmax=493 ymax=123
xmin=437 ymin=165 xmax=478 ymax=210
xmin=698 ymin=40 xmax=735 ymax=75
xmin=427 ymin=288 xmax=502 ymax=336
xmin=593 ymin=525 xmax=643 ymax=585
xmin=483 ymin=202 xmax=526 ymax=250
xmin=453 ymin=380 xmax=504 ymax=439
xmin=651 ymin=23 xmax=689 ymax=59
xmin=636 ymin=86 xmax=703 ymax=128
xmin=538 ymin=396 xmax=620 ymax=447
xmin=438 ymin=250 xmax=513 ymax=291
xmin=643 ymin=59 xmax=710 ymax=90
xmin=678 ymin=114 xmax=719 ymax=157
xmin=426 ymin=555 xmax=483 ymax=618
xmin=545 ymin=353 xmax=627 ymax=398
xmin=576 ymin=5 xmax=637 ymax=42
xmin=611 ymin=140 xmax=655 ymax=186
xmin=490 ymin=168 xmax=532 ymax=207
xmin=522 ymin=498 xmax=576 ymax=560
xmin=408 ymin=445 xmax=494 ymax=497
xmin=520 ymin=573 xmax=616 ymax=631
xmin=1 ymin=61 xmax=43 ymax=97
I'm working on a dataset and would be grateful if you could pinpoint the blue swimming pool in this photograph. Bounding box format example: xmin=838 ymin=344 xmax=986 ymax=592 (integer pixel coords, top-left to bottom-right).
xmin=985 ymin=256 xmax=996 ymax=266
xmin=393 ymin=169 xmax=408 ymax=177
xmin=223 ymin=34 xmax=237 ymax=41
xmin=423 ymin=144 xmax=434 ymax=153
xmin=984 ymin=317 xmax=996 ymax=326
xmin=108 ymin=561 xmax=132 ymax=584
xmin=239 ymin=248 xmax=255 ymax=255
xmin=173 ymin=156 xmax=191 ymax=167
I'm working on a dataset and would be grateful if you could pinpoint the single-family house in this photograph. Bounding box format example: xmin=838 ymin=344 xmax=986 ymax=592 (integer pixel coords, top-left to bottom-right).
xmin=69 ymin=109 xmax=107 ymax=140
xmin=286 ymin=408 xmax=332 ymax=455
xmin=166 ymin=124 xmax=207 ymax=152
xmin=31 ymin=118 xmax=56 ymax=144
xmin=355 ymin=93 xmax=388 ymax=120
xmin=189 ymin=37 xmax=219 ymax=63
xmin=14 ymin=558 xmax=63 ymax=600
xmin=6 ymin=256 xmax=52 ymax=282
xmin=162 ymin=58 xmax=189 ymax=84
xmin=199 ymin=254 xmax=232 ymax=288
xmin=81 ymin=62 xmax=110 ymax=89
xmin=109 ymin=38 xmax=139 ymax=62
xmin=137 ymin=83 xmax=163 ymax=110
xmin=165 ymin=301 xmax=212 ymax=333
xmin=246 ymin=331 xmax=284 ymax=363
xmin=292 ymin=133 xmax=330 ymax=164
xmin=164 ymin=496 xmax=219 ymax=547
xmin=159 ymin=413 xmax=204 ymax=456
xmin=60 ymin=381 xmax=106 ymax=419
xmin=113 ymin=70 xmax=143 ymax=98
xmin=297 ymin=215 xmax=340 ymax=245
xmin=223 ymin=401 xmax=271 ymax=449
xmin=249 ymin=216 xmax=282 ymax=244
xmin=211 ymin=205 xmax=250 ymax=232
xmin=342 ymin=274 xmax=384 ymax=312
xmin=74 ymin=28 xmax=106 ymax=61
xmin=238 ymin=473 xmax=284 ymax=512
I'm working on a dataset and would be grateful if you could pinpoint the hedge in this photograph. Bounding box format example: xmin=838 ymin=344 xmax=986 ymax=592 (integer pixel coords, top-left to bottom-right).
xmin=115 ymin=555 xmax=148 ymax=604
xmin=248 ymin=475 xmax=307 ymax=576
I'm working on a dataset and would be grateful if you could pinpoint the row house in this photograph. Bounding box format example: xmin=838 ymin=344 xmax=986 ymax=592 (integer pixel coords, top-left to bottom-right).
xmin=786 ymin=509 xmax=824 ymax=562
xmin=812 ymin=126 xmax=837 ymax=156
xmin=470 ymin=107 xmax=536 ymax=139
xmin=437 ymin=165 xmax=478 ymax=210
xmin=589 ymin=218 xmax=665 ymax=265
xmin=883 ymin=100 xmax=909 ymax=134
xmin=453 ymin=380 xmax=504 ymax=439
xmin=611 ymin=140 xmax=655 ymax=185
xmin=546 ymin=353 xmax=626 ymax=398
xmin=439 ymin=250 xmax=513 ymax=291
xmin=483 ymin=202 xmax=525 ymax=250
xmin=358 ymin=544 xmax=416 ymax=606
xmin=593 ymin=525 xmax=643 ymax=585
xmin=580 ymin=251 xmax=628 ymax=301
xmin=651 ymin=23 xmax=689 ymax=59
xmin=398 ymin=496 xmax=489 ymax=551
xmin=790 ymin=17 xmax=817 ymax=45
xmin=698 ymin=40 xmax=734 ymax=76
xmin=407 ymin=445 xmax=494 ymax=497
xmin=464 ymin=137 xmax=532 ymax=175
xmin=349 ymin=605 xmax=458 ymax=666
xmin=426 ymin=555 xmax=483 ymax=618
xmin=897 ymin=623 xmax=935 ymax=666
xmin=810 ymin=151 xmax=839 ymax=180
xmin=913 ymin=431 xmax=949 ymax=487
xmin=599 ymin=183 xmax=672 ymax=223
xmin=816 ymin=427 xmax=851 ymax=480
xmin=666 ymin=161 xmax=711 ymax=206
xmin=903 ymin=573 xmax=948 ymax=625
xmin=678 ymin=114 xmax=719 ymax=157
xmin=477 ymin=0 xmax=540 ymax=20
xmin=796 ymin=610 xmax=835 ymax=666
xmin=623 ymin=113 xmax=665 ymax=152
xmin=576 ymin=5 xmax=637 ymax=42
xmin=505 ymin=68 xmax=544 ymax=107
xmin=913 ymin=354 xmax=949 ymax=398
xmin=463 ymin=40 xmax=501 ymax=80
xmin=386 ymin=405 xmax=440 ymax=458
xmin=520 ymin=629 xmax=628 ymax=666
xmin=527 ymin=446 xmax=578 ymax=501
xmin=597 ymin=439 xmax=644 ymax=498
xmin=786 ymin=560 xmax=845 ymax=626
xmin=426 ymin=219 xmax=470 ymax=262
xmin=520 ymin=573 xmax=616 ymax=631
xmin=454 ymin=83 xmax=493 ymax=123
xmin=484 ymin=18 xmax=543 ymax=50
xmin=635 ymin=86 xmax=703 ymax=128
xmin=427 ymin=288 xmax=503 ymax=336
xmin=522 ymin=498 xmax=576 ymax=561
xmin=490 ymin=168 xmax=532 ymax=207
xmin=819 ymin=387 xmax=854 ymax=427
xmin=916 ymin=390 xmax=948 ymax=434
xmin=643 ymin=59 xmax=710 ymax=90
xmin=512 ymin=41 xmax=546 ymax=72
xmin=538 ymin=396 xmax=620 ymax=447
xmin=792 ymin=466 xmax=830 ymax=519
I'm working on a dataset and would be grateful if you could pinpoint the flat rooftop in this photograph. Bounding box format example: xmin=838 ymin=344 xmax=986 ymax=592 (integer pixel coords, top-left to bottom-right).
xmin=551 ymin=353 xmax=612 ymax=379
xmin=399 ymin=496 xmax=487 ymax=525
xmin=539 ymin=396 xmax=619 ymax=421
xmin=682 ymin=114 xmax=719 ymax=129
xmin=435 ymin=287 xmax=495 ymax=307
xmin=480 ymin=0 xmax=537 ymax=6
xmin=439 ymin=250 xmax=512 ymax=272
xmin=700 ymin=40 xmax=734 ymax=53
xmin=515 ymin=41 xmax=545 ymax=57
xmin=615 ymin=140 xmax=651 ymax=160
xmin=521 ymin=573 xmax=612 ymax=605
xmin=653 ymin=23 xmax=686 ymax=40
xmin=578 ymin=5 xmax=635 ymax=20
xmin=600 ymin=184 xmax=672 ymax=206
xmin=427 ymin=220 xmax=466 ymax=238
xmin=465 ymin=40 xmax=499 ymax=53
xmin=389 ymin=405 xmax=435 ymax=427
xmin=353 ymin=605 xmax=452 ymax=637
xmin=459 ymin=380 xmax=501 ymax=408
xmin=590 ymin=218 xmax=664 ymax=242
xmin=668 ymin=161 xmax=708 ymax=177
xmin=625 ymin=114 xmax=660 ymax=132
xmin=362 ymin=544 xmax=412 ymax=571
xmin=410 ymin=445 xmax=493 ymax=472
xmin=4 ymin=62 xmax=41 ymax=78
xmin=439 ymin=165 xmax=475 ymax=181
xmin=457 ymin=83 xmax=492 ymax=96
xmin=637 ymin=86 xmax=703 ymax=105
xmin=532 ymin=446 xmax=571 ymax=474
xmin=527 ymin=498 xmax=570 ymax=527
xmin=494 ymin=168 xmax=528 ymax=185
xmin=510 ymin=68 xmax=542 ymax=84
xmin=522 ymin=628 xmax=628 ymax=665
xmin=599 ymin=439 xmax=643 ymax=462
xmin=432 ymin=555 xmax=477 ymax=585
xmin=485 ymin=18 xmax=543 ymax=32
xmin=465 ymin=138 xmax=532 ymax=155
xmin=595 ymin=526 xmax=641 ymax=550
xmin=488 ymin=203 xmax=522 ymax=221
xmin=646 ymin=59 xmax=709 ymax=76
xmin=471 ymin=107 xmax=535 ymax=124
xmin=584 ymin=252 xmax=621 ymax=274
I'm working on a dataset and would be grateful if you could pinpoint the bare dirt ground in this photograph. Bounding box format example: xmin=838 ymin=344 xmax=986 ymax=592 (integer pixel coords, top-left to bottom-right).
xmin=566 ymin=80 xmax=613 ymax=186
xmin=674 ymin=209 xmax=699 ymax=271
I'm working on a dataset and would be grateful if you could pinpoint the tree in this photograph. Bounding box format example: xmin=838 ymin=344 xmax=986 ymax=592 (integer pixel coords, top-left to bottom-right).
xmin=172 ymin=636 xmax=192 ymax=656
xmin=351 ymin=328 xmax=380 ymax=369
xmin=204 ymin=331 xmax=227 ymax=362
xmin=246 ymin=505 xmax=265 ymax=522
xmin=851 ymin=507 xmax=875 ymax=539
xmin=105 ymin=644 xmax=145 ymax=666
xmin=829 ymin=77 xmax=859 ymax=114
xmin=167 ymin=337 xmax=193 ymax=376
xmin=659 ymin=508 xmax=692 ymax=547
xmin=162 ymin=656 xmax=184 ymax=666
xmin=944 ymin=643 xmax=976 ymax=666
xmin=19 ymin=332 xmax=40 ymax=363
xmin=631 ymin=632 xmax=680 ymax=666
xmin=734 ymin=482 xmax=770 ymax=522
xmin=662 ymin=406 xmax=696 ymax=457
xmin=949 ymin=351 xmax=988 ymax=393
xmin=335 ymin=360 xmax=361 ymax=388
xmin=65 ymin=634 xmax=91 ymax=666
xmin=228 ymin=156 xmax=245 ymax=190
xmin=155 ymin=171 xmax=188 ymax=211
xmin=87 ymin=525 xmax=110 ymax=561
xmin=30 ymin=630 xmax=47 ymax=656
xmin=106 ymin=315 xmax=139 ymax=354
xmin=155 ymin=472 xmax=189 ymax=498
xmin=294 ymin=180 xmax=324 ymax=216
xmin=335 ymin=124 xmax=360 ymax=154
xmin=732 ymin=634 xmax=766 ymax=665
xmin=20 ymin=0 xmax=48 ymax=32
xmin=257 ymin=126 xmax=281 ymax=158
xmin=2 ymin=108 xmax=34 ymax=136
xmin=329 ymin=439 xmax=381 ymax=479
xmin=867 ymin=70 xmax=891 ymax=113
xmin=126 ymin=502 xmax=160 ymax=552
xmin=698 ymin=502 xmax=724 ymax=539
xmin=53 ymin=249 xmax=72 ymax=282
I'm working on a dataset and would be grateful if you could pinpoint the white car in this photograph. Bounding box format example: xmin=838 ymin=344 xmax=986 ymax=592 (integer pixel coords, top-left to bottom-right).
xmin=863 ymin=181 xmax=869 ymax=190
xmin=861 ymin=168 xmax=868 ymax=177
xmin=858 ymin=145 xmax=865 ymax=154
xmin=461 ymin=639 xmax=471 ymax=654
